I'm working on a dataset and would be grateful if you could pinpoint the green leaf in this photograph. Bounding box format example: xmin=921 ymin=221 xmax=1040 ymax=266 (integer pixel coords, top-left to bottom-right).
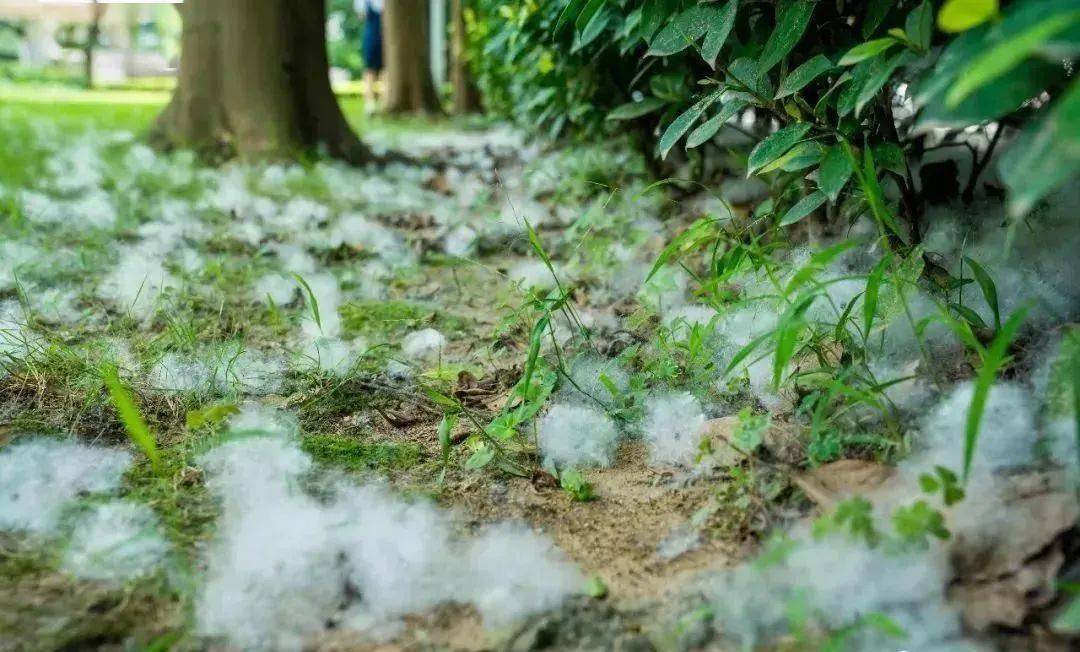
xmin=779 ymin=141 xmax=826 ymax=171
xmin=554 ymin=0 xmax=589 ymax=34
xmin=758 ymin=0 xmax=818 ymax=74
xmin=854 ymin=49 xmax=915 ymax=117
xmin=575 ymin=0 xmax=606 ymax=33
xmin=648 ymin=4 xmax=712 ymax=56
xmin=686 ymin=99 xmax=747 ymax=148
xmin=700 ymin=0 xmax=738 ymax=67
xmin=905 ymin=1 xmax=934 ymax=50
xmin=863 ymin=0 xmax=894 ymax=38
xmin=575 ymin=8 xmax=611 ymax=50
xmin=818 ymin=145 xmax=853 ymax=202
xmin=946 ymin=11 xmax=1080 ymax=107
xmin=999 ymin=79 xmax=1080 ymax=217
xmin=780 ymin=190 xmax=827 ymax=226
xmin=646 ymin=218 xmax=717 ymax=281
xmin=464 ymin=445 xmax=496 ymax=470
xmin=293 ymin=273 xmax=322 ymax=333
xmin=773 ymin=292 xmax=818 ymax=388
xmin=1055 ymin=596 xmax=1080 ymax=633
xmin=658 ymin=90 xmax=723 ymax=159
xmin=103 ymin=365 xmax=161 ymax=472
xmin=964 ymin=256 xmax=1000 ymax=330
xmin=938 ymin=0 xmax=999 ymax=33
xmin=862 ymin=254 xmax=890 ymax=339
xmin=838 ymin=38 xmax=899 ymax=65
xmin=871 ymin=142 xmax=906 ymax=175
xmin=775 ymin=54 xmax=834 ymax=98
xmin=963 ymin=306 xmax=1029 ymax=481
xmin=917 ymin=58 xmax=1065 ymax=129
xmin=606 ymin=97 xmax=667 ymax=121
xmin=747 ymin=122 xmax=813 ymax=176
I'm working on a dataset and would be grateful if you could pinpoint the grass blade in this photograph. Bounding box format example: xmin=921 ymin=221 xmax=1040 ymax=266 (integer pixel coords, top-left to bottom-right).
xmin=962 ymin=306 xmax=1029 ymax=481
xmin=102 ymin=364 xmax=161 ymax=472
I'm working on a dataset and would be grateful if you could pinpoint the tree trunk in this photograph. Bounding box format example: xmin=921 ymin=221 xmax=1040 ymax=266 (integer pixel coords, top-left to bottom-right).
xmin=450 ymin=0 xmax=482 ymax=114
xmin=383 ymin=0 xmax=442 ymax=114
xmin=151 ymin=0 xmax=370 ymax=163
xmin=83 ymin=0 xmax=102 ymax=89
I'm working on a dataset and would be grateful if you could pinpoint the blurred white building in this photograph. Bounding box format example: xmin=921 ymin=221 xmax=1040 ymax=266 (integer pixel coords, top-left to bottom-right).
xmin=0 ymin=0 xmax=179 ymax=81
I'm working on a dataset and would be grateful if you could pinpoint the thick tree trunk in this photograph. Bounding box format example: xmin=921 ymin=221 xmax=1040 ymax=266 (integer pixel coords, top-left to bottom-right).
xmin=151 ymin=0 xmax=369 ymax=163
xmin=450 ymin=0 xmax=482 ymax=114
xmin=383 ymin=0 xmax=442 ymax=114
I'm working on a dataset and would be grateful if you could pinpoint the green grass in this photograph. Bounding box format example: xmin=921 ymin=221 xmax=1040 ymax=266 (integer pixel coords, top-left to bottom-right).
xmin=301 ymin=433 xmax=423 ymax=472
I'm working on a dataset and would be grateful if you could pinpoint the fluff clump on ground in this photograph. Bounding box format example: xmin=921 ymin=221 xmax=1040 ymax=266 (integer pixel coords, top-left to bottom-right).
xmin=704 ymin=534 xmax=965 ymax=651
xmin=402 ymin=328 xmax=446 ymax=361
xmin=196 ymin=435 xmax=581 ymax=649
xmin=558 ymin=355 xmax=631 ymax=409
xmin=643 ymin=392 xmax=706 ymax=466
xmin=538 ymin=403 xmax=620 ymax=469
xmin=0 ymin=439 xmax=131 ymax=534
xmin=62 ymin=500 xmax=169 ymax=582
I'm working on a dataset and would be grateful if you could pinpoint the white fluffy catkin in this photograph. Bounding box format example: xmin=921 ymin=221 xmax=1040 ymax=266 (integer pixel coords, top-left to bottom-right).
xmin=642 ymin=392 xmax=706 ymax=466
xmin=538 ymin=403 xmax=621 ymax=469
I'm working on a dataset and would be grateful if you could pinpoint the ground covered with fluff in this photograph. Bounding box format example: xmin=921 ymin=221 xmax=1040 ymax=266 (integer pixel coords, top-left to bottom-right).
xmin=1 ymin=95 xmax=1079 ymax=652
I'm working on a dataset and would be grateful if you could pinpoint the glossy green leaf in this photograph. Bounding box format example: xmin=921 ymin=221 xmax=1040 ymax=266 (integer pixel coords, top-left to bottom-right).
xmin=758 ymin=0 xmax=818 ymax=74
xmin=649 ymin=4 xmax=712 ymax=56
xmin=575 ymin=0 xmax=607 ymax=32
xmin=606 ymin=97 xmax=667 ymax=120
xmin=747 ymin=122 xmax=813 ymax=176
xmin=854 ymin=49 xmax=915 ymax=117
xmin=938 ymin=0 xmax=998 ymax=33
xmin=574 ymin=8 xmax=611 ymax=50
xmin=554 ymin=0 xmax=589 ymax=34
xmin=999 ymin=79 xmax=1080 ymax=217
xmin=964 ymin=256 xmax=1000 ymax=329
xmin=946 ymin=11 xmax=1080 ymax=107
xmin=700 ymin=0 xmax=738 ymax=67
xmin=905 ymin=0 xmax=934 ymax=50
xmin=686 ymin=99 xmax=748 ymax=148
xmin=780 ymin=190 xmax=827 ymax=226
xmin=818 ymin=145 xmax=853 ymax=201
xmin=780 ymin=141 xmax=826 ymax=171
xmin=839 ymin=38 xmax=899 ymax=66
xmin=103 ymin=365 xmax=161 ymax=472
xmin=775 ymin=54 xmax=834 ymax=98
xmin=658 ymin=90 xmax=723 ymax=159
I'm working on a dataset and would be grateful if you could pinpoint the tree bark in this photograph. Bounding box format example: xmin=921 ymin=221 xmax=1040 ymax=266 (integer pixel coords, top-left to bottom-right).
xmin=151 ymin=0 xmax=370 ymax=163
xmin=383 ymin=0 xmax=442 ymax=114
xmin=450 ymin=0 xmax=482 ymax=114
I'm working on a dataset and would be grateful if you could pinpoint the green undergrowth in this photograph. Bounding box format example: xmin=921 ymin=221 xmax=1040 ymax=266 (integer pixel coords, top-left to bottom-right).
xmin=301 ymin=433 xmax=424 ymax=473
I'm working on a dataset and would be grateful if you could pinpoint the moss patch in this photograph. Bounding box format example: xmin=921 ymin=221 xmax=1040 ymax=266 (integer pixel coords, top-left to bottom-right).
xmin=301 ymin=433 xmax=423 ymax=473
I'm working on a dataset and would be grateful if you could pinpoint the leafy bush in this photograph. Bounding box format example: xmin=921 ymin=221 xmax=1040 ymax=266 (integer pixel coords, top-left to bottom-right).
xmin=471 ymin=0 xmax=1079 ymax=225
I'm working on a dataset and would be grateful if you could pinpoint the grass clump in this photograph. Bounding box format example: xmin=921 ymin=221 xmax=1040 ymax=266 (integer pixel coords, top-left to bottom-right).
xmin=301 ymin=433 xmax=423 ymax=473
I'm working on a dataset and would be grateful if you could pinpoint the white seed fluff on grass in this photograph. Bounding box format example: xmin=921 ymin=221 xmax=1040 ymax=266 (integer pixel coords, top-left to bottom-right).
xmin=538 ymin=404 xmax=620 ymax=469
xmin=62 ymin=500 xmax=169 ymax=582
xmin=196 ymin=435 xmax=581 ymax=649
xmin=402 ymin=328 xmax=446 ymax=361
xmin=0 ymin=439 xmax=131 ymax=534
xmin=642 ymin=392 xmax=706 ymax=466
xmin=254 ymin=273 xmax=298 ymax=306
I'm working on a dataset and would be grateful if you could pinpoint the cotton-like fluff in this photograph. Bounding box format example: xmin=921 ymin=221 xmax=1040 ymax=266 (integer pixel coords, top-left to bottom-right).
xmin=195 ymin=435 xmax=581 ymax=650
xmin=538 ymin=404 xmax=620 ymax=469
xmin=443 ymin=223 xmax=478 ymax=257
xmin=325 ymin=213 xmax=414 ymax=267
xmin=0 ymin=439 xmax=131 ymax=534
xmin=148 ymin=352 xmax=213 ymax=393
xmin=509 ymin=260 xmax=557 ymax=291
xmin=299 ymin=272 xmax=343 ymax=338
xmin=298 ymin=336 xmax=368 ymax=377
xmin=910 ymin=381 xmax=1039 ymax=485
xmin=402 ymin=328 xmax=446 ymax=361
xmin=558 ymin=355 xmax=631 ymax=409
xmin=62 ymin=500 xmax=169 ymax=582
xmin=97 ymin=249 xmax=177 ymax=322
xmin=254 ymin=273 xmax=298 ymax=306
xmin=642 ymin=392 xmax=706 ymax=466
xmin=704 ymin=534 xmax=969 ymax=651
xmin=227 ymin=403 xmax=299 ymax=438
xmin=0 ymin=241 xmax=41 ymax=291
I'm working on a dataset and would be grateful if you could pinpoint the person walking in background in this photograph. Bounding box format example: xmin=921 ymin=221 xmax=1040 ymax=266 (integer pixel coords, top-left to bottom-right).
xmin=356 ymin=0 xmax=384 ymax=115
